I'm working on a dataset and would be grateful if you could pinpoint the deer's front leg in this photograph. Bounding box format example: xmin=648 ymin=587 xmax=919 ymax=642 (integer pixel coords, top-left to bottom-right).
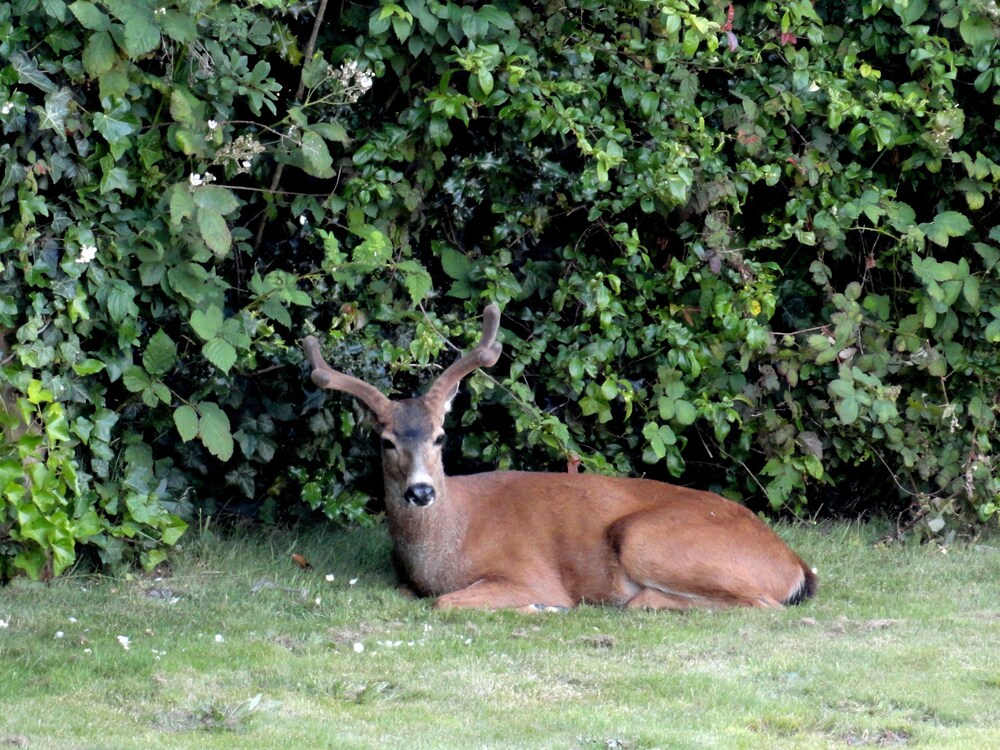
xmin=433 ymin=578 xmax=574 ymax=612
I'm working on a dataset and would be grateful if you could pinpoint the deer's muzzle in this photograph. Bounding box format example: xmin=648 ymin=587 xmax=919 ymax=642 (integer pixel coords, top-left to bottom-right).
xmin=404 ymin=483 xmax=436 ymax=507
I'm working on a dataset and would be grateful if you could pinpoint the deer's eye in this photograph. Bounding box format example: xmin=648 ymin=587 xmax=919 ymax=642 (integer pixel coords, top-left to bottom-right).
xmin=433 ymin=434 xmax=446 ymax=447
xmin=380 ymin=438 xmax=396 ymax=451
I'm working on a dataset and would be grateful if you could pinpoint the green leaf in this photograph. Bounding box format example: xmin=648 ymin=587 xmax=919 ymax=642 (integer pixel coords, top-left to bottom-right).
xmin=203 ymin=337 xmax=237 ymax=373
xmin=169 ymin=182 xmax=195 ymax=224
xmin=397 ymin=260 xmax=432 ymax=303
xmin=93 ymin=107 xmax=139 ymax=145
xmin=169 ymin=86 xmax=204 ymax=125
xmin=190 ymin=306 xmax=223 ymax=340
xmin=299 ymin=132 xmax=335 ymax=179
xmin=124 ymin=14 xmax=160 ymax=58
xmin=310 ymin=121 xmax=350 ymax=144
xmin=83 ymin=31 xmax=117 ymax=78
xmin=198 ymin=402 xmax=234 ymax=461
xmin=959 ymin=15 xmax=995 ymax=46
xmin=193 ymin=186 xmax=240 ymax=215
xmin=174 ymin=405 xmax=200 ymax=442
xmin=439 ymin=245 xmax=473 ymax=280
xmin=196 ymin=209 xmax=232 ymax=257
xmin=122 ymin=365 xmax=151 ymax=393
xmin=919 ymin=211 xmax=972 ymax=247
xmin=673 ymin=399 xmax=697 ymax=426
xmin=69 ymin=0 xmax=111 ymax=30
xmin=143 ymin=330 xmax=177 ymax=375
xmin=106 ymin=280 xmax=138 ymax=322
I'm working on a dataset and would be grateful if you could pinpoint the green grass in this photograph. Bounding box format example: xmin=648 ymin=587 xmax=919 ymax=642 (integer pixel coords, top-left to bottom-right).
xmin=2 ymin=522 xmax=999 ymax=749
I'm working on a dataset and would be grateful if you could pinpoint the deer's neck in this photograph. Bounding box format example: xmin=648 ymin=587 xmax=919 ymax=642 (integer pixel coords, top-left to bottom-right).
xmin=385 ymin=479 xmax=471 ymax=595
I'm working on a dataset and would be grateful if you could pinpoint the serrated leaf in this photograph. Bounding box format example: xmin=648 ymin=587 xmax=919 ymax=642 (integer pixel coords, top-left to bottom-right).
xmin=299 ymin=131 xmax=335 ymax=178
xmin=69 ymin=0 xmax=111 ymax=30
xmin=397 ymin=260 xmax=432 ymax=303
xmin=198 ymin=402 xmax=234 ymax=461
xmin=151 ymin=382 xmax=172 ymax=405
xmin=261 ymin=297 xmax=292 ymax=328
xmin=196 ymin=209 xmax=232 ymax=257
xmin=169 ymin=182 xmax=195 ymax=224
xmin=203 ymin=337 xmax=237 ymax=373
xmin=439 ymin=245 xmax=473 ymax=280
xmin=834 ymin=393 xmax=859 ymax=425
xmin=143 ymin=330 xmax=177 ymax=375
xmin=160 ymin=10 xmax=197 ymax=43
xmin=124 ymin=15 xmax=160 ymax=58
xmin=174 ymin=405 xmax=199 ymax=442
xmin=169 ymin=86 xmax=203 ymax=125
xmin=83 ymin=31 xmax=117 ymax=78
xmin=310 ymin=121 xmax=350 ymax=144
xmin=919 ymin=210 xmax=972 ymax=247
xmin=190 ymin=306 xmax=223 ymax=340
xmin=193 ymin=185 xmax=240 ymax=215
xmin=106 ymin=280 xmax=138 ymax=322
xmin=122 ymin=365 xmax=151 ymax=393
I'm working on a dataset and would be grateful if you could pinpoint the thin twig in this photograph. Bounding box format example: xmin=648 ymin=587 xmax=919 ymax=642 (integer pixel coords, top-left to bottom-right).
xmin=253 ymin=0 xmax=330 ymax=250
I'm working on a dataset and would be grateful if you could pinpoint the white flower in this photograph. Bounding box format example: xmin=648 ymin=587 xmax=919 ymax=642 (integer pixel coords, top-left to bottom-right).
xmin=314 ymin=597 xmax=322 ymax=606
xmin=352 ymin=642 xmax=364 ymax=653
xmin=155 ymin=7 xmax=166 ymax=15
xmin=79 ymin=244 xmax=97 ymax=263
xmin=325 ymin=573 xmax=335 ymax=582
xmin=214 ymin=634 xmax=225 ymax=643
xmin=0 ymin=619 xmax=8 ymax=629
xmin=189 ymin=173 xmax=204 ymax=187
xmin=207 ymin=119 xmax=218 ymax=130
xmin=116 ymin=635 xmax=131 ymax=650
xmin=68 ymin=617 xmax=78 ymax=624
xmin=349 ymin=577 xmax=359 ymax=586
xmin=241 ymin=159 xmax=252 ymax=170
xmin=1 ymin=103 xmax=13 ymax=115
xmin=299 ymin=215 xmax=308 ymax=226
xmin=55 ymin=631 xmax=64 ymax=639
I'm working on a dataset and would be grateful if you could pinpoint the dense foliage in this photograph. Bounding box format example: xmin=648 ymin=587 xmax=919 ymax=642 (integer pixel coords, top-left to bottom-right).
xmin=1 ymin=0 xmax=998 ymax=578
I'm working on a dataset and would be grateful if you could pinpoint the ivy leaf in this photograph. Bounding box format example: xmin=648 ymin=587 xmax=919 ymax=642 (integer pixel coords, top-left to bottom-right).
xmin=37 ymin=87 xmax=73 ymax=132
xmin=197 ymin=402 xmax=234 ymax=461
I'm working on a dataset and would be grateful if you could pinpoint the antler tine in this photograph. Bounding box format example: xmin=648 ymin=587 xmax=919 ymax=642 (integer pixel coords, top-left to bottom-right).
xmin=302 ymin=335 xmax=394 ymax=423
xmin=425 ymin=304 xmax=503 ymax=407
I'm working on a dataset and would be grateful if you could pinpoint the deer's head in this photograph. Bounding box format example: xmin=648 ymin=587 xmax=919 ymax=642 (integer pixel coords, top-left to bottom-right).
xmin=303 ymin=305 xmax=502 ymax=509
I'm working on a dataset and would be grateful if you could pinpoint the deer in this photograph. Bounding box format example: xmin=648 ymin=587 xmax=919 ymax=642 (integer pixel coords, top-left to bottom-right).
xmin=302 ymin=305 xmax=817 ymax=612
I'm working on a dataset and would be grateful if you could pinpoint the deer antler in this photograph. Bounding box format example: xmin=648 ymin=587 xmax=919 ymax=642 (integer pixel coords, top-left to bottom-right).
xmin=302 ymin=335 xmax=394 ymax=423
xmin=424 ymin=304 xmax=503 ymax=408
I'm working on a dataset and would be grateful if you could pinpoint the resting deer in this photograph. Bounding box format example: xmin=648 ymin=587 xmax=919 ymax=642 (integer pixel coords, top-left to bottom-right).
xmin=303 ymin=305 xmax=816 ymax=611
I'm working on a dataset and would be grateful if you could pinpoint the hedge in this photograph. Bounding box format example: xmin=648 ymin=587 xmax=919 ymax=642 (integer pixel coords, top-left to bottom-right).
xmin=1 ymin=0 xmax=998 ymax=579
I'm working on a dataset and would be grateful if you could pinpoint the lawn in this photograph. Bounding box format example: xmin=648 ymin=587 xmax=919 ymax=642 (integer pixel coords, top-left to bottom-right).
xmin=1 ymin=521 xmax=998 ymax=749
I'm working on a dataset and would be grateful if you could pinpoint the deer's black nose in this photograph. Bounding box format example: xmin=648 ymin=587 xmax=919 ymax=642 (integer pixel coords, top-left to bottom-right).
xmin=404 ymin=483 xmax=436 ymax=507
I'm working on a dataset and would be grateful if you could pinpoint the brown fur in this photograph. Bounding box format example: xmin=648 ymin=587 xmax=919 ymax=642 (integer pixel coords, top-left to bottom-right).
xmin=304 ymin=306 xmax=816 ymax=611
